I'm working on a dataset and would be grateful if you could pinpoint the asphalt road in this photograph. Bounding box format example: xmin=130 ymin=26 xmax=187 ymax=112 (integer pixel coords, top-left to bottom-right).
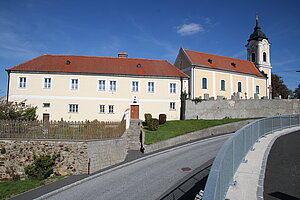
xmin=44 ymin=134 xmax=230 ymax=200
xmin=264 ymin=130 xmax=300 ymax=200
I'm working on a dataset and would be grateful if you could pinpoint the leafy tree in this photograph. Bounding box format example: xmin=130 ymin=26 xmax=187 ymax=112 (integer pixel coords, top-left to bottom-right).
xmin=294 ymin=84 xmax=300 ymax=99
xmin=271 ymin=74 xmax=290 ymax=99
xmin=0 ymin=100 xmax=37 ymax=120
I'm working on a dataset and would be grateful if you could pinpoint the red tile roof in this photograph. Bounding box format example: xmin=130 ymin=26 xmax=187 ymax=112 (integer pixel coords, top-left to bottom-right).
xmin=7 ymin=55 xmax=188 ymax=78
xmin=182 ymin=48 xmax=264 ymax=77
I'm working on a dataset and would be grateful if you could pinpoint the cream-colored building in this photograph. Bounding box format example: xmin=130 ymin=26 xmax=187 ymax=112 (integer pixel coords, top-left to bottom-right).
xmin=6 ymin=53 xmax=188 ymax=122
xmin=174 ymin=17 xmax=271 ymax=100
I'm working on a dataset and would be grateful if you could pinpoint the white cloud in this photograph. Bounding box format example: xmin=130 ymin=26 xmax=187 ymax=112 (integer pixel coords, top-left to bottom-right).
xmin=177 ymin=23 xmax=204 ymax=36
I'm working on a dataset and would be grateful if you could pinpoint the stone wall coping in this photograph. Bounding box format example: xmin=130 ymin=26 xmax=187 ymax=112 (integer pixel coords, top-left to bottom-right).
xmin=0 ymin=136 xmax=125 ymax=143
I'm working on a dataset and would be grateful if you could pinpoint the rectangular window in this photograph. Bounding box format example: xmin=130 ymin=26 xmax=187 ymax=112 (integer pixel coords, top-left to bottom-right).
xmin=109 ymin=80 xmax=116 ymax=92
xmin=202 ymin=78 xmax=207 ymax=89
xmin=19 ymin=77 xmax=27 ymax=88
xmin=170 ymin=83 xmax=176 ymax=94
xmin=71 ymin=79 xmax=79 ymax=90
xmin=20 ymin=102 xmax=26 ymax=107
xmin=238 ymin=82 xmax=242 ymax=93
xmin=170 ymin=102 xmax=176 ymax=110
xmin=221 ymin=80 xmax=226 ymax=91
xmin=147 ymin=82 xmax=155 ymax=93
xmin=109 ymin=105 xmax=114 ymax=113
xmin=44 ymin=78 xmax=51 ymax=89
xmin=132 ymin=81 xmax=139 ymax=92
xmin=99 ymin=105 xmax=105 ymax=113
xmin=69 ymin=104 xmax=78 ymax=113
xmin=256 ymin=85 xmax=260 ymax=94
xmin=98 ymin=80 xmax=105 ymax=91
xmin=43 ymin=103 xmax=50 ymax=108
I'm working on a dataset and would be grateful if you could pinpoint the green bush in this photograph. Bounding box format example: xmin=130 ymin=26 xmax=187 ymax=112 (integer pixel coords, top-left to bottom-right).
xmin=159 ymin=114 xmax=167 ymax=125
xmin=144 ymin=113 xmax=152 ymax=126
xmin=148 ymin=118 xmax=159 ymax=131
xmin=25 ymin=155 xmax=55 ymax=180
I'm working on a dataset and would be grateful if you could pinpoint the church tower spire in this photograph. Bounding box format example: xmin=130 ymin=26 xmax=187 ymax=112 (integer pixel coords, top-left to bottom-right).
xmin=246 ymin=15 xmax=272 ymax=98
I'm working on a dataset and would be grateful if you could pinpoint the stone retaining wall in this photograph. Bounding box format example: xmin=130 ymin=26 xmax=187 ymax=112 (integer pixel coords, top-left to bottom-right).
xmin=0 ymin=139 xmax=88 ymax=180
xmin=0 ymin=119 xmax=144 ymax=181
xmin=185 ymin=99 xmax=300 ymax=120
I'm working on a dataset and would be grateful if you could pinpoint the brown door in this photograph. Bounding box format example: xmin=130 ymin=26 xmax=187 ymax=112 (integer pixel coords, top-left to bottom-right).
xmin=130 ymin=105 xmax=139 ymax=119
xmin=43 ymin=113 xmax=50 ymax=122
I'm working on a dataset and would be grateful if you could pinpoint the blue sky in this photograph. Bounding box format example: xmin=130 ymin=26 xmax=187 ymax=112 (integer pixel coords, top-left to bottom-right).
xmin=1 ymin=0 xmax=300 ymax=97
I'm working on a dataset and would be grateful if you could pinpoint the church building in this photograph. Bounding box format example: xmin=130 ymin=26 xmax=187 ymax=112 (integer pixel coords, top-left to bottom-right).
xmin=174 ymin=16 xmax=272 ymax=100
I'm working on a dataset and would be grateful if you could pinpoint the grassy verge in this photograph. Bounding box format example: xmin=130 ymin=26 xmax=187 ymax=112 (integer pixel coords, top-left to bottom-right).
xmin=0 ymin=176 xmax=67 ymax=200
xmin=144 ymin=118 xmax=257 ymax=145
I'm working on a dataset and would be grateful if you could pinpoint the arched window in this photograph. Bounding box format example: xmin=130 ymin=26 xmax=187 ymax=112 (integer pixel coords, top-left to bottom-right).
xmin=251 ymin=53 xmax=256 ymax=62
xmin=263 ymin=52 xmax=267 ymax=62
xmin=238 ymin=82 xmax=242 ymax=93
xmin=202 ymin=78 xmax=207 ymax=89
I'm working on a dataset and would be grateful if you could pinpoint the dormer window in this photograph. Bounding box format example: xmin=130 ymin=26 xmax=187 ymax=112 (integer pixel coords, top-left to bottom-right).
xmin=65 ymin=60 xmax=71 ymax=65
xmin=231 ymin=63 xmax=236 ymax=67
xmin=208 ymin=59 xmax=212 ymax=64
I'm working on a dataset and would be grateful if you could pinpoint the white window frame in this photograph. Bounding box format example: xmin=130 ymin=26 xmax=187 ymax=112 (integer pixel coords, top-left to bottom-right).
xmin=256 ymin=85 xmax=260 ymax=94
xmin=99 ymin=105 xmax=105 ymax=113
xmin=170 ymin=102 xmax=176 ymax=110
xmin=202 ymin=77 xmax=208 ymax=89
xmin=109 ymin=80 xmax=117 ymax=92
xmin=43 ymin=77 xmax=52 ymax=89
xmin=147 ymin=81 xmax=155 ymax=93
xmin=131 ymin=80 xmax=139 ymax=92
xmin=70 ymin=78 xmax=79 ymax=91
xmin=108 ymin=105 xmax=114 ymax=114
xmin=18 ymin=76 xmax=27 ymax=89
xmin=169 ymin=83 xmax=177 ymax=94
xmin=220 ymin=80 xmax=226 ymax=91
xmin=98 ymin=79 xmax=106 ymax=91
xmin=69 ymin=104 xmax=78 ymax=113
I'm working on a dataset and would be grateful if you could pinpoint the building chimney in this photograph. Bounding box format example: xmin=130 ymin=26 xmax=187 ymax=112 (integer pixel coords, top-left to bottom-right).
xmin=118 ymin=52 xmax=128 ymax=58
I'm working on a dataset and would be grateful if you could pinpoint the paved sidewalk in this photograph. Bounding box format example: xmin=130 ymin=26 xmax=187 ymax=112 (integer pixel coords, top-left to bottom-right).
xmin=225 ymin=126 xmax=300 ymax=200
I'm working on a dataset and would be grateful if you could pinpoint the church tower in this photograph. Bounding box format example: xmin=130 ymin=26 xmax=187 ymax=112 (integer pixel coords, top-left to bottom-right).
xmin=246 ymin=15 xmax=272 ymax=98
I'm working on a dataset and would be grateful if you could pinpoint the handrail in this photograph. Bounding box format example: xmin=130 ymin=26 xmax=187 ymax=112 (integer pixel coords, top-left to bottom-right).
xmin=202 ymin=114 xmax=300 ymax=200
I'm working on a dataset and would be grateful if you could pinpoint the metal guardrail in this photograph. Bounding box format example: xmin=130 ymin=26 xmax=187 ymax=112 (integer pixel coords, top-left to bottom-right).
xmin=202 ymin=114 xmax=300 ymax=200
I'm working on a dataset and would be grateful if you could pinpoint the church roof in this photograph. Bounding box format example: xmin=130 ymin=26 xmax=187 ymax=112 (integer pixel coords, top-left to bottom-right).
xmin=248 ymin=16 xmax=268 ymax=42
xmin=7 ymin=54 xmax=188 ymax=78
xmin=182 ymin=48 xmax=265 ymax=77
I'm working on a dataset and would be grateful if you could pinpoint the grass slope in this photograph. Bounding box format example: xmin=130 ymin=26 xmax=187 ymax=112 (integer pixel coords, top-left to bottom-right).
xmin=144 ymin=118 xmax=253 ymax=145
xmin=0 ymin=176 xmax=67 ymax=200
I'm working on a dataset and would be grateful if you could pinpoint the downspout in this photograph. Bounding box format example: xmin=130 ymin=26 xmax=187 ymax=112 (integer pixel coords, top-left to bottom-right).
xmin=190 ymin=65 xmax=195 ymax=99
xmin=6 ymin=70 xmax=10 ymax=103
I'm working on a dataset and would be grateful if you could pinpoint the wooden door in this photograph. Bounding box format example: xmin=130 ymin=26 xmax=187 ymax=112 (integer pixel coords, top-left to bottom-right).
xmin=43 ymin=113 xmax=50 ymax=122
xmin=130 ymin=105 xmax=139 ymax=119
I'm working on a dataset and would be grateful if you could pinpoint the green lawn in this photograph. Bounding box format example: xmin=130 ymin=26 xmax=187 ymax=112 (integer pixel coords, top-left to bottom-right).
xmin=144 ymin=118 xmax=255 ymax=145
xmin=0 ymin=176 xmax=67 ymax=200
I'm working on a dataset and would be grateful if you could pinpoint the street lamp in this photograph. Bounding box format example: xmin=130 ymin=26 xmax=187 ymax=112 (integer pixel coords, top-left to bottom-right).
xmin=297 ymin=71 xmax=300 ymax=72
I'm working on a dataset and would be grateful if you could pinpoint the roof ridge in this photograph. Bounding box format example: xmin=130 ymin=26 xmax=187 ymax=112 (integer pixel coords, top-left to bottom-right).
xmin=42 ymin=54 xmax=168 ymax=62
xmin=183 ymin=48 xmax=253 ymax=63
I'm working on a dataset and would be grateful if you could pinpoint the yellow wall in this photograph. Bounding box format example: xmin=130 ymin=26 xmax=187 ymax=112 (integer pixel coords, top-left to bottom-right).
xmin=193 ymin=68 xmax=267 ymax=99
xmin=9 ymin=72 xmax=185 ymax=121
